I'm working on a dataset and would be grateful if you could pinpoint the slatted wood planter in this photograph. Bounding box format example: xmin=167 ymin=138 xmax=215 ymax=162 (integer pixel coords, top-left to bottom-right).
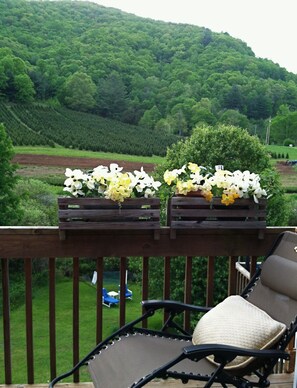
xmin=58 ymin=197 xmax=161 ymax=239
xmin=167 ymin=197 xmax=267 ymax=239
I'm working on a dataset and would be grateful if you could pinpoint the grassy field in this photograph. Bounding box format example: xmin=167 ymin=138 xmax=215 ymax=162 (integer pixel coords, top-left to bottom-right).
xmin=14 ymin=144 xmax=297 ymax=164
xmin=266 ymin=144 xmax=297 ymax=159
xmin=13 ymin=146 xmax=165 ymax=165
xmin=281 ymin=171 xmax=297 ymax=190
xmin=0 ymin=276 xmax=162 ymax=384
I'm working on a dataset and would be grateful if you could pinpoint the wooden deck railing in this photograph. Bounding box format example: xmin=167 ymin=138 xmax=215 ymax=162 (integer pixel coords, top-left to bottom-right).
xmin=0 ymin=226 xmax=295 ymax=384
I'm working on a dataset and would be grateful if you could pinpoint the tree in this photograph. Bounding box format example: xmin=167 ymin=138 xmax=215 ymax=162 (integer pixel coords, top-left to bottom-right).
xmin=190 ymin=98 xmax=216 ymax=128
xmin=0 ymin=52 xmax=35 ymax=102
xmin=96 ymin=71 xmax=128 ymax=120
xmin=171 ymin=109 xmax=188 ymax=136
xmin=0 ymin=123 xmax=21 ymax=225
xmin=218 ymin=109 xmax=249 ymax=129
xmin=160 ymin=124 xmax=270 ymax=172
xmin=14 ymin=73 xmax=35 ymax=102
xmin=270 ymin=110 xmax=297 ymax=145
xmin=60 ymin=72 xmax=96 ymax=112
xmin=223 ymin=85 xmax=244 ymax=111
xmin=139 ymin=105 xmax=162 ymax=130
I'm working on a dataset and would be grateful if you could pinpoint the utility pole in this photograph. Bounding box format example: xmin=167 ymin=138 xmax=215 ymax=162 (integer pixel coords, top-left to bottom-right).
xmin=265 ymin=117 xmax=271 ymax=145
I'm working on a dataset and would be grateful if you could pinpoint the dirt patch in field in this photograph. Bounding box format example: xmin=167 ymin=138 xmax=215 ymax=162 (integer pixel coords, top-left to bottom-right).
xmin=13 ymin=154 xmax=156 ymax=175
xmin=275 ymin=161 xmax=296 ymax=174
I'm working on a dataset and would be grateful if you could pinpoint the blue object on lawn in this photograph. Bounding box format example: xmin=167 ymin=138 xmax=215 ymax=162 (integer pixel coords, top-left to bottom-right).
xmin=119 ymin=284 xmax=133 ymax=300
xmin=102 ymin=288 xmax=119 ymax=307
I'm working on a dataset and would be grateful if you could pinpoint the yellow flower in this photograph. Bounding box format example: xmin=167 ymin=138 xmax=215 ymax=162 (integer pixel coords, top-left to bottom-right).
xmin=164 ymin=170 xmax=177 ymax=185
xmin=188 ymin=162 xmax=200 ymax=173
xmin=104 ymin=173 xmax=133 ymax=203
xmin=203 ymin=190 xmax=213 ymax=202
xmin=176 ymin=179 xmax=197 ymax=195
xmin=221 ymin=193 xmax=236 ymax=206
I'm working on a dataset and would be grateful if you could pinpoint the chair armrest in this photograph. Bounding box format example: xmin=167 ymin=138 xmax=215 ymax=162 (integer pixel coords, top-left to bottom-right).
xmin=142 ymin=300 xmax=211 ymax=314
xmin=183 ymin=343 xmax=289 ymax=364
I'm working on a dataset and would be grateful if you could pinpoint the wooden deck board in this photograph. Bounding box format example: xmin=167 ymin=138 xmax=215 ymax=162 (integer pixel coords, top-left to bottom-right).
xmin=0 ymin=374 xmax=294 ymax=388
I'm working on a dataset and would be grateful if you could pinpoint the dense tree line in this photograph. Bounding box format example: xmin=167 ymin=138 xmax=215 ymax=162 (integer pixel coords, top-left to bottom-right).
xmin=0 ymin=0 xmax=297 ymax=144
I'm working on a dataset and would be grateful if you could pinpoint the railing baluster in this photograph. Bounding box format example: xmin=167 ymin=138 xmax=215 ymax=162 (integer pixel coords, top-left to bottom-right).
xmin=72 ymin=257 xmax=79 ymax=382
xmin=96 ymin=257 xmax=103 ymax=344
xmin=184 ymin=256 xmax=192 ymax=332
xmin=163 ymin=257 xmax=171 ymax=300
xmin=142 ymin=257 xmax=149 ymax=328
xmin=206 ymin=256 xmax=214 ymax=307
xmin=119 ymin=257 xmax=127 ymax=327
xmin=1 ymin=258 xmax=12 ymax=384
xmin=49 ymin=257 xmax=56 ymax=381
xmin=235 ymin=261 xmax=250 ymax=294
xmin=250 ymin=256 xmax=258 ymax=276
xmin=25 ymin=258 xmax=34 ymax=384
xmin=163 ymin=256 xmax=171 ymax=323
xmin=228 ymin=256 xmax=237 ymax=296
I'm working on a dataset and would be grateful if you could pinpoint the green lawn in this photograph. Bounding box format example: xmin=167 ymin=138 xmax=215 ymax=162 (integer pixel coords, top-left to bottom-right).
xmin=13 ymin=146 xmax=164 ymax=165
xmin=0 ymin=277 xmax=162 ymax=384
xmin=13 ymin=145 xmax=297 ymax=164
xmin=266 ymin=144 xmax=297 ymax=159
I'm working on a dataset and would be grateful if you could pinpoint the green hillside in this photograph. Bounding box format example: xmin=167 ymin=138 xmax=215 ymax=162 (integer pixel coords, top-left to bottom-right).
xmin=0 ymin=0 xmax=297 ymax=146
xmin=0 ymin=102 xmax=178 ymax=156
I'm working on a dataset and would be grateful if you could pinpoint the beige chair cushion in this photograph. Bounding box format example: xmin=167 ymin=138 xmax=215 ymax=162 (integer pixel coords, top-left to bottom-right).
xmin=192 ymin=295 xmax=286 ymax=370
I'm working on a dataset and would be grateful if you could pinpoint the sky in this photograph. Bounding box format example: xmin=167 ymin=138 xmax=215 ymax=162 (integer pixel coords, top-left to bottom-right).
xmin=85 ymin=0 xmax=297 ymax=74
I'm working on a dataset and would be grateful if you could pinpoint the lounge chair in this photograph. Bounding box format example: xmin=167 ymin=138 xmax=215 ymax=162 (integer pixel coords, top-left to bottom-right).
xmin=49 ymin=231 xmax=297 ymax=388
xmin=119 ymin=284 xmax=133 ymax=300
xmin=102 ymin=288 xmax=119 ymax=308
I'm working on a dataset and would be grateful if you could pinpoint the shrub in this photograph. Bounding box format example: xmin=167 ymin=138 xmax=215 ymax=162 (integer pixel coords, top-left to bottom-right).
xmin=286 ymin=194 xmax=297 ymax=226
xmin=15 ymin=178 xmax=58 ymax=225
xmin=0 ymin=123 xmax=22 ymax=225
xmin=156 ymin=124 xmax=285 ymax=226
xmin=283 ymin=138 xmax=295 ymax=147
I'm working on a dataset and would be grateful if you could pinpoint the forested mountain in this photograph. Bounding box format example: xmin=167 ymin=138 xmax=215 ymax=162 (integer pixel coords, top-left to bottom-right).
xmin=0 ymin=0 xmax=297 ymax=146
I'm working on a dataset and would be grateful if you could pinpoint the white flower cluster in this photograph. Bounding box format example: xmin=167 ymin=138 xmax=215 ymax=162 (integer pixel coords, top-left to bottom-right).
xmin=205 ymin=168 xmax=269 ymax=205
xmin=63 ymin=163 xmax=161 ymax=203
xmin=164 ymin=163 xmax=269 ymax=206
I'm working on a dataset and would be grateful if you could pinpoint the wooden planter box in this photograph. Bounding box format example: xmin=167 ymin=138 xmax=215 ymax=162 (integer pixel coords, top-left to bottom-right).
xmin=58 ymin=197 xmax=160 ymax=239
xmin=167 ymin=197 xmax=267 ymax=238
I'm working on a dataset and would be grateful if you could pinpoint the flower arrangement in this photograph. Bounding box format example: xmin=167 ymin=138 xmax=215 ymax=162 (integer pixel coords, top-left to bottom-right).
xmin=164 ymin=163 xmax=268 ymax=206
xmin=63 ymin=163 xmax=161 ymax=203
xmin=163 ymin=162 xmax=210 ymax=196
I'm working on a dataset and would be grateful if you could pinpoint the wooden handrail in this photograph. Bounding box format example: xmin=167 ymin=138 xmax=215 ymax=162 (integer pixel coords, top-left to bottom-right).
xmin=0 ymin=226 xmax=292 ymax=258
